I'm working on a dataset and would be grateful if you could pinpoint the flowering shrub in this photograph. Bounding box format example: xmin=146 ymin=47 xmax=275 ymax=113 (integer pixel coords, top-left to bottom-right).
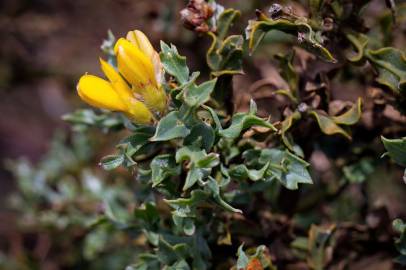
xmin=4 ymin=0 xmax=406 ymax=269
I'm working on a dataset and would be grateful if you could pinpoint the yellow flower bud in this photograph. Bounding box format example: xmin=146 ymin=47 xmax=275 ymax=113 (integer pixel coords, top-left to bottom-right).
xmin=77 ymin=74 xmax=127 ymax=111
xmin=77 ymin=73 xmax=153 ymax=125
xmin=114 ymin=38 xmax=156 ymax=88
xmin=114 ymin=33 xmax=167 ymax=114
xmin=126 ymin=30 xmax=155 ymax=60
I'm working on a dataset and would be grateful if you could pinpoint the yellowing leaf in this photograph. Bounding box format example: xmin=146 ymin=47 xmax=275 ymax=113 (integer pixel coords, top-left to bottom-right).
xmin=331 ymin=98 xmax=362 ymax=125
xmin=309 ymin=110 xmax=351 ymax=140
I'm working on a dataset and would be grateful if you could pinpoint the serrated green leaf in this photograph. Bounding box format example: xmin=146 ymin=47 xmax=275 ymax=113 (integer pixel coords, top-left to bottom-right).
xmin=260 ymin=149 xmax=313 ymax=190
xmin=150 ymin=112 xmax=190 ymax=142
xmin=382 ymin=136 xmax=406 ymax=166
xmin=183 ymin=78 xmax=217 ymax=107
xmin=219 ymin=108 xmax=276 ymax=140
xmin=176 ymin=146 xmax=219 ymax=190
xmin=229 ymin=162 xmax=270 ymax=181
xmin=165 ymin=190 xmax=209 ymax=209
xmin=160 ymin=41 xmax=190 ymax=85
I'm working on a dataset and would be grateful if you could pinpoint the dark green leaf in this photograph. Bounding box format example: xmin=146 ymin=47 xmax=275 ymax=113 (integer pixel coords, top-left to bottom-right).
xmin=150 ymin=112 xmax=190 ymax=142
xmin=184 ymin=123 xmax=215 ymax=151
xmin=150 ymin=155 xmax=180 ymax=187
xmin=219 ymin=100 xmax=276 ymax=139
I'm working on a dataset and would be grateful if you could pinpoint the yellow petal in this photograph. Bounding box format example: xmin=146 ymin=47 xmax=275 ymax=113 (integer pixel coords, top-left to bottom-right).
xmin=99 ymin=58 xmax=136 ymax=100
xmin=126 ymin=30 xmax=155 ymax=59
xmin=126 ymin=30 xmax=163 ymax=86
xmin=125 ymin=98 xmax=154 ymax=124
xmin=77 ymin=74 xmax=127 ymax=111
xmin=114 ymin=38 xmax=157 ymax=87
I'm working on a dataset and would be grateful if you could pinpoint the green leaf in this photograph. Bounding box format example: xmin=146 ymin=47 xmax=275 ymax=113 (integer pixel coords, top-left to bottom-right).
xmin=229 ymin=162 xmax=270 ymax=181
xmin=157 ymin=237 xmax=189 ymax=265
xmin=309 ymin=110 xmax=351 ymax=140
xmin=183 ymin=78 xmax=217 ymax=107
xmin=150 ymin=155 xmax=181 ymax=187
xmin=165 ymin=190 xmax=209 ymax=211
xmin=219 ymin=100 xmax=277 ymax=139
xmin=366 ymin=47 xmax=406 ymax=94
xmin=260 ymin=149 xmax=313 ymax=190
xmin=184 ymin=123 xmax=215 ymax=151
xmin=331 ymin=98 xmax=363 ymax=125
xmin=176 ymin=147 xmax=219 ymax=167
xmin=118 ymin=126 xmax=156 ymax=162
xmin=176 ymin=146 xmax=219 ymax=190
xmin=382 ymin=136 xmax=406 ymax=166
xmin=206 ymin=177 xmax=242 ymax=213
xmin=134 ymin=202 xmax=160 ymax=226
xmin=160 ymin=42 xmax=190 ymax=85
xmin=247 ymin=12 xmax=336 ymax=62
xmin=150 ymin=112 xmax=190 ymax=142
xmin=100 ymin=154 xmax=124 ymax=170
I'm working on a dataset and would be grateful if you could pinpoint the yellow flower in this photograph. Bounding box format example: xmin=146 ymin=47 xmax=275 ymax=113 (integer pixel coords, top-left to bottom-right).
xmin=76 ymin=30 xmax=167 ymax=124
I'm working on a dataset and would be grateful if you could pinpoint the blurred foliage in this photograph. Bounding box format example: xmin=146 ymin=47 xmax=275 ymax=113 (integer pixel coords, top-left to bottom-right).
xmin=3 ymin=0 xmax=406 ymax=269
